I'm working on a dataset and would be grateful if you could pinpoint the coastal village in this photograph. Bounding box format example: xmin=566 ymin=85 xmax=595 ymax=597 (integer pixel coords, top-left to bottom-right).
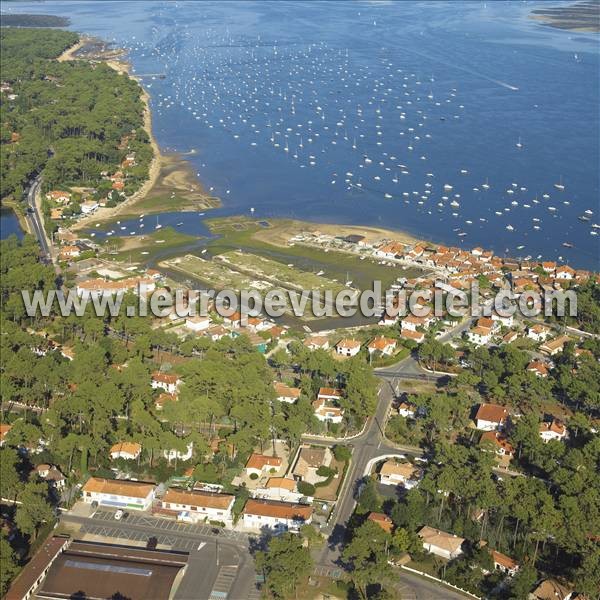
xmin=1 ymin=17 xmax=599 ymax=600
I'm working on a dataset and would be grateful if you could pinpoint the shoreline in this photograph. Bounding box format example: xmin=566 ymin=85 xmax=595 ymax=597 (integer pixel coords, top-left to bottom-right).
xmin=60 ymin=36 xmax=163 ymax=231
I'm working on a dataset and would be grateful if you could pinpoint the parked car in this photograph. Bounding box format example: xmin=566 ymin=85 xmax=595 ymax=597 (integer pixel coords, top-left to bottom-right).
xmin=114 ymin=509 xmax=124 ymax=520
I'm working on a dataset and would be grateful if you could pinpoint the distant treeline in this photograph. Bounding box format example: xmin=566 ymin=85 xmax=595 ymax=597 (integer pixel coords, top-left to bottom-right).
xmin=0 ymin=13 xmax=70 ymax=28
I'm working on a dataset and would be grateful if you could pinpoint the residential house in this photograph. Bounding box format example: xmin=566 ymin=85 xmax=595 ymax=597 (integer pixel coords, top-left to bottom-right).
xmin=529 ymin=579 xmax=573 ymax=600
xmin=401 ymin=314 xmax=431 ymax=332
xmin=555 ymin=265 xmax=576 ymax=280
xmin=491 ymin=550 xmax=519 ymax=575
xmin=244 ymin=453 xmax=282 ymax=477
xmin=479 ymin=431 xmax=515 ymax=458
xmin=293 ymin=446 xmax=333 ymax=484
xmin=335 ymin=338 xmax=361 ymax=357
xmin=163 ymin=442 xmax=193 ymax=463
xmin=527 ymin=324 xmax=551 ymax=342
xmin=467 ymin=324 xmax=493 ymax=346
xmin=253 ymin=478 xmax=302 ymax=503
xmin=368 ymin=512 xmax=394 ymax=533
xmin=418 ymin=526 xmax=465 ymax=560
xmin=367 ymin=336 xmax=397 ymax=356
xmin=491 ymin=312 xmax=514 ymax=328
xmin=540 ymin=335 xmax=571 ymax=356
xmin=223 ymin=311 xmax=242 ymax=328
xmin=241 ymin=499 xmax=312 ymax=532
xmin=273 ymin=382 xmax=301 ymax=404
xmin=379 ymin=460 xmax=421 ymax=488
xmin=400 ymin=329 xmax=425 ymax=344
xmin=475 ymin=403 xmax=509 ymax=431
xmin=539 ymin=419 xmax=567 ymax=443
xmin=0 ymin=424 xmax=12 ymax=446
xmin=185 ymin=316 xmax=211 ymax=332
xmin=81 ymin=477 xmax=155 ymax=510
xmin=35 ymin=464 xmax=66 ymax=490
xmin=80 ymin=200 xmax=99 ymax=215
xmin=109 ymin=442 xmax=142 ymax=461
xmin=527 ymin=360 xmax=550 ymax=378
xmin=45 ymin=190 xmax=71 ymax=204
xmin=160 ymin=489 xmax=235 ymax=525
xmin=304 ymin=336 xmax=330 ymax=351
xmin=541 ymin=261 xmax=557 ymax=274
xmin=397 ymin=401 xmax=416 ymax=418
xmin=58 ymin=245 xmax=81 ymax=261
xmin=317 ymin=388 xmax=342 ymax=402
xmin=313 ymin=397 xmax=344 ymax=424
xmin=155 ymin=393 xmax=177 ymax=411
xmin=151 ymin=372 xmax=181 ymax=394
xmin=502 ymin=331 xmax=519 ymax=344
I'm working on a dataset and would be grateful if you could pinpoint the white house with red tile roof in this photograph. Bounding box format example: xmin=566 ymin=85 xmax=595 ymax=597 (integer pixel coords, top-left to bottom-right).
xmin=479 ymin=431 xmax=515 ymax=457
xmin=400 ymin=329 xmax=425 ymax=344
xmin=475 ymin=403 xmax=509 ymax=431
xmin=160 ymin=489 xmax=235 ymax=525
xmin=273 ymin=382 xmax=301 ymax=404
xmin=491 ymin=550 xmax=519 ymax=575
xmin=151 ymin=372 xmax=181 ymax=394
xmin=185 ymin=315 xmax=211 ymax=332
xmin=303 ymin=335 xmax=330 ymax=350
xmin=418 ymin=526 xmax=465 ymax=560
xmin=244 ymin=453 xmax=282 ymax=477
xmin=539 ymin=419 xmax=567 ymax=443
xmin=312 ymin=397 xmax=344 ymax=424
xmin=82 ymin=477 xmax=155 ymax=510
xmin=317 ymin=387 xmax=342 ymax=402
xmin=335 ymin=338 xmax=361 ymax=357
xmin=555 ymin=265 xmax=575 ymax=280
xmin=109 ymin=442 xmax=142 ymax=461
xmin=367 ymin=336 xmax=397 ymax=356
xmin=527 ymin=360 xmax=550 ymax=378
xmin=527 ymin=324 xmax=552 ymax=342
xmin=241 ymin=498 xmax=312 ymax=532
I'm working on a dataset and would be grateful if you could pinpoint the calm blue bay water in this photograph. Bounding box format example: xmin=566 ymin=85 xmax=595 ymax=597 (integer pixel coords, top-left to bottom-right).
xmin=0 ymin=208 xmax=23 ymax=240
xmin=5 ymin=1 xmax=600 ymax=268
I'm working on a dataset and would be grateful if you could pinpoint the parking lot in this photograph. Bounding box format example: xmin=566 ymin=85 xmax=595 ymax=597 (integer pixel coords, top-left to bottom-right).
xmin=88 ymin=508 xmax=251 ymax=546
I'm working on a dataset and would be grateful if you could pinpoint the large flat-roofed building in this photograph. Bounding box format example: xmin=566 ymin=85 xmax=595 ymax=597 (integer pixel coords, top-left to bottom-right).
xmin=81 ymin=477 xmax=155 ymax=510
xmin=5 ymin=538 xmax=188 ymax=600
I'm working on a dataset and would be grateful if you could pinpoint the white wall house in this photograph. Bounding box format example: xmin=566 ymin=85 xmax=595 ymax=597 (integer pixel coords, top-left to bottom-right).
xmin=418 ymin=526 xmax=465 ymax=560
xmin=335 ymin=339 xmax=361 ymax=357
xmin=160 ymin=489 xmax=235 ymax=525
xmin=163 ymin=442 xmax=193 ymax=463
xmin=185 ymin=316 xmax=211 ymax=332
xmin=539 ymin=419 xmax=567 ymax=443
xmin=475 ymin=403 xmax=509 ymax=431
xmin=109 ymin=442 xmax=142 ymax=461
xmin=241 ymin=499 xmax=312 ymax=533
xmin=151 ymin=372 xmax=181 ymax=394
xmin=82 ymin=477 xmax=155 ymax=510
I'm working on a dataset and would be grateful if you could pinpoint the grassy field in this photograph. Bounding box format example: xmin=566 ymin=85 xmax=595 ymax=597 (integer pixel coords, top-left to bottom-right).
xmin=218 ymin=250 xmax=349 ymax=295
xmin=99 ymin=227 xmax=199 ymax=263
xmin=206 ymin=217 xmax=422 ymax=291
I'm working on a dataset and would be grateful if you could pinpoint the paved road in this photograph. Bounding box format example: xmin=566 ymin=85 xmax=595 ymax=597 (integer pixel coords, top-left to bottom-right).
xmin=24 ymin=175 xmax=52 ymax=262
xmin=61 ymin=510 xmax=260 ymax=600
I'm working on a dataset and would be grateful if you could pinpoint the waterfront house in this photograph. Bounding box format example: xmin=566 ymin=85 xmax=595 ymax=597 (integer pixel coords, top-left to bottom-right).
xmin=418 ymin=526 xmax=465 ymax=560
xmin=80 ymin=200 xmax=99 ymax=215
xmin=160 ymin=489 xmax=235 ymax=525
xmin=475 ymin=403 xmax=509 ymax=431
xmin=241 ymin=498 xmax=312 ymax=532
xmin=82 ymin=477 xmax=155 ymax=510
xmin=555 ymin=265 xmax=575 ymax=280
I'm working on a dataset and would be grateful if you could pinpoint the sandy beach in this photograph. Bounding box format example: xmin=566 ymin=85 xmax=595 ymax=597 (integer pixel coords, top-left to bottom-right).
xmin=56 ymin=36 xmax=217 ymax=232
